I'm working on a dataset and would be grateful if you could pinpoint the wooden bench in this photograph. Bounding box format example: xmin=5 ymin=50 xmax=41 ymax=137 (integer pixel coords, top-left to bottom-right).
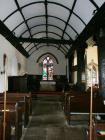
xmin=87 ymin=121 xmax=105 ymax=140
xmin=0 ymin=103 xmax=22 ymax=140
xmin=64 ymin=93 xmax=105 ymax=124
xmin=0 ymin=113 xmax=11 ymax=140
xmin=64 ymin=91 xmax=89 ymax=114
xmin=0 ymin=95 xmax=29 ymax=128
xmin=0 ymin=115 xmax=3 ymax=140
xmin=93 ymin=122 xmax=105 ymax=140
xmin=7 ymin=92 xmax=32 ymax=115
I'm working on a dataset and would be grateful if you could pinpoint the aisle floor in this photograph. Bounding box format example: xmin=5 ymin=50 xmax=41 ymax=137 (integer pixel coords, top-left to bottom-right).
xmin=21 ymin=95 xmax=87 ymax=140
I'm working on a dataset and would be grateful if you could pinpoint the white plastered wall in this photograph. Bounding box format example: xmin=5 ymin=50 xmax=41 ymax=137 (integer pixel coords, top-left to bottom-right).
xmin=86 ymin=45 xmax=98 ymax=64
xmin=0 ymin=35 xmax=27 ymax=92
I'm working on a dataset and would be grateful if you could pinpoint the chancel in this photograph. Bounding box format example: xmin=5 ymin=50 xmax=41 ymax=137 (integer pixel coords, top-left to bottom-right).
xmin=0 ymin=1 xmax=105 ymax=140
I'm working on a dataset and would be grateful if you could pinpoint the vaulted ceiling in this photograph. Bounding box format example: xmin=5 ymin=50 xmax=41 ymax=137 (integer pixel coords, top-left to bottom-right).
xmin=0 ymin=0 xmax=105 ymax=58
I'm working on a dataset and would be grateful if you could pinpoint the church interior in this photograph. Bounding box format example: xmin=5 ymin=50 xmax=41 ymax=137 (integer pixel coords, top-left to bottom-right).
xmin=0 ymin=0 xmax=105 ymax=140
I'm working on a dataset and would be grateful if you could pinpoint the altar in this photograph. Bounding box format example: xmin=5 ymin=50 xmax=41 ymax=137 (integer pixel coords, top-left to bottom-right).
xmin=40 ymin=81 xmax=56 ymax=91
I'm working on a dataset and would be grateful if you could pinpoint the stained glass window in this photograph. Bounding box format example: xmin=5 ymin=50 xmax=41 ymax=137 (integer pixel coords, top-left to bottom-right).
xmin=42 ymin=56 xmax=54 ymax=80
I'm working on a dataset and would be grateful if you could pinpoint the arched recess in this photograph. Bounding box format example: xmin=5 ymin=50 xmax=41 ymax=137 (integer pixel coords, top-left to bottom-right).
xmin=37 ymin=52 xmax=59 ymax=64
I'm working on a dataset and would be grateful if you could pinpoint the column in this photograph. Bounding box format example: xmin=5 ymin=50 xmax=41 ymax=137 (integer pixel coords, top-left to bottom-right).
xmin=68 ymin=53 xmax=74 ymax=83
xmin=77 ymin=43 xmax=87 ymax=92
xmin=95 ymin=27 xmax=105 ymax=98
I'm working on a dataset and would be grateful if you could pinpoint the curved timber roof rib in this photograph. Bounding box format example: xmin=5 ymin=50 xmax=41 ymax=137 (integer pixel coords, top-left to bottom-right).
xmin=29 ymin=44 xmax=67 ymax=56
xmin=0 ymin=0 xmax=105 ymax=58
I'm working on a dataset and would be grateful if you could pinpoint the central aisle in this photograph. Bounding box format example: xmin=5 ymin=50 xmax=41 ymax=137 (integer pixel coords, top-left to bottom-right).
xmin=21 ymin=94 xmax=86 ymax=140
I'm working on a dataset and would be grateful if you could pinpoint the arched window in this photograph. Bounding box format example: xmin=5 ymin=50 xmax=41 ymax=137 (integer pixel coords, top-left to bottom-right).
xmin=42 ymin=56 xmax=54 ymax=80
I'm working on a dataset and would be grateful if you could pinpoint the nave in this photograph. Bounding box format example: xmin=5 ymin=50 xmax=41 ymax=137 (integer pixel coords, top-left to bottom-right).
xmin=0 ymin=1 xmax=105 ymax=139
xmin=21 ymin=92 xmax=86 ymax=140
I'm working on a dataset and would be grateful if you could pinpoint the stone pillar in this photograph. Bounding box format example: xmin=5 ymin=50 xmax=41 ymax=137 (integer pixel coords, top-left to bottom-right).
xmin=95 ymin=27 xmax=105 ymax=98
xmin=77 ymin=43 xmax=87 ymax=92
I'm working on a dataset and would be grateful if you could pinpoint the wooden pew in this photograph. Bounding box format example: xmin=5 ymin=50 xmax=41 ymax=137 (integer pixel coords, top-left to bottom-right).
xmin=64 ymin=88 xmax=101 ymax=114
xmin=64 ymin=90 xmax=89 ymax=114
xmin=0 ymin=115 xmax=3 ymax=140
xmin=7 ymin=92 xmax=32 ymax=115
xmin=0 ymin=103 xmax=22 ymax=140
xmin=64 ymin=93 xmax=105 ymax=124
xmin=93 ymin=122 xmax=105 ymax=140
xmin=66 ymin=95 xmax=90 ymax=124
xmin=87 ymin=120 xmax=105 ymax=140
xmin=0 ymin=95 xmax=29 ymax=128
xmin=0 ymin=112 xmax=11 ymax=140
